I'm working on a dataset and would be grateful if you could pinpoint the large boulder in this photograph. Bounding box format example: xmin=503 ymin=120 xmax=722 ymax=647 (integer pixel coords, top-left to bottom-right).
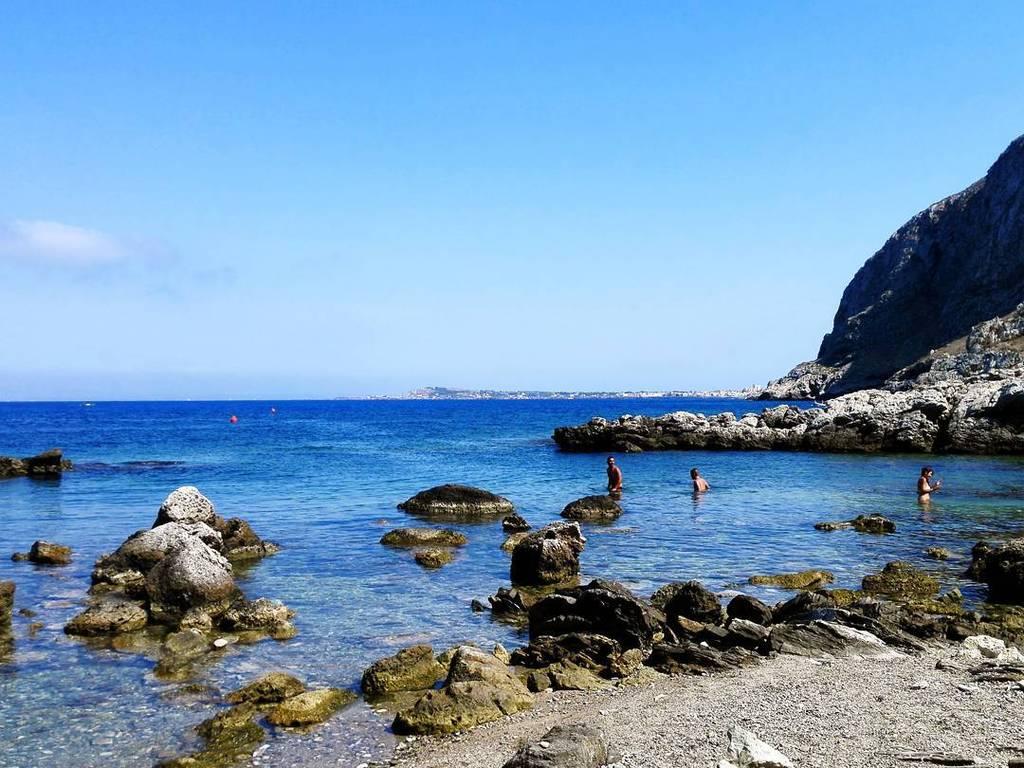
xmin=726 ymin=726 xmax=795 ymax=768
xmin=660 ymin=581 xmax=725 ymax=625
xmin=502 ymin=724 xmax=612 ymax=768
xmin=64 ymin=599 xmax=149 ymax=636
xmin=510 ymin=522 xmax=586 ymax=586
xmin=772 ymin=591 xmax=836 ymax=624
xmin=966 ymin=539 xmax=1024 ymax=603
xmin=560 ymin=495 xmax=622 ymax=523
xmin=146 ymin=538 xmax=237 ymax=622
xmin=509 ymin=633 xmax=623 ymax=676
xmin=361 ymin=645 xmax=446 ymax=697
xmin=398 ymin=484 xmax=514 ymax=520
xmin=769 ymin=620 xmax=898 ymax=659
xmin=98 ymin=522 xmax=223 ymax=576
xmin=727 ymin=595 xmax=774 ymax=626
xmin=527 ymin=579 xmax=664 ymax=652
xmin=393 ymin=646 xmax=533 ymax=735
xmin=380 ymin=528 xmax=467 ymax=547
xmin=154 ymin=486 xmax=217 ymax=527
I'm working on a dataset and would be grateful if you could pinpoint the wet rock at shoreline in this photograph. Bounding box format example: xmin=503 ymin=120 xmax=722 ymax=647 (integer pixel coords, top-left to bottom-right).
xmin=414 ymin=548 xmax=456 ymax=568
xmin=769 ymin=620 xmax=898 ymax=659
xmin=646 ymin=642 xmax=755 ymax=675
xmin=0 ymin=448 xmax=72 ymax=478
xmin=488 ymin=586 xmax=533 ymax=619
xmin=501 ymin=532 xmax=530 ymax=553
xmin=815 ymin=515 xmax=896 ymax=534
xmin=660 ymin=581 xmax=725 ymax=626
xmin=380 ymin=528 xmax=468 ymax=548
xmin=65 ymin=599 xmax=149 ymax=636
xmin=772 ymin=591 xmax=836 ymax=623
xmin=13 ymin=540 xmax=73 ymax=565
xmin=227 ymin=672 xmax=306 ymax=704
xmin=510 ymin=633 xmax=623 ymax=676
xmin=0 ymin=581 xmax=13 ymax=626
xmin=502 ymin=512 xmax=531 ymax=533
xmin=361 ymin=644 xmax=445 ymax=697
xmin=862 ymin=561 xmax=939 ymax=601
xmin=146 ymin=538 xmax=238 ymax=623
xmin=560 ymin=495 xmax=623 ymax=523
xmin=393 ymin=646 xmax=533 ymax=735
xmin=966 ymin=539 xmax=1024 ymax=603
xmin=265 ymin=688 xmax=356 ymax=726
xmin=748 ymin=570 xmax=834 ymax=590
xmin=398 ymin=484 xmax=515 ymax=520
xmin=214 ymin=517 xmax=280 ymax=561
xmin=158 ymin=704 xmax=265 ymax=768
xmin=925 ymin=546 xmax=952 ymax=560
xmin=510 ymin=522 xmax=586 ymax=587
xmin=501 ymin=724 xmax=612 ymax=768
xmin=219 ymin=597 xmax=295 ymax=636
xmin=726 ymin=595 xmax=774 ymax=626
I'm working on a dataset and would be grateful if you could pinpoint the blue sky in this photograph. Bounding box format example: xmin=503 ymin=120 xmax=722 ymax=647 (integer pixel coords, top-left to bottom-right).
xmin=2 ymin=2 xmax=1023 ymax=399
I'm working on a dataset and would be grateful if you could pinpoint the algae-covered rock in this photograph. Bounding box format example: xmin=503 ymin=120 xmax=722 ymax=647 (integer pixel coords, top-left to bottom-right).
xmin=398 ymin=485 xmax=515 ymax=520
xmin=380 ymin=528 xmax=468 ymax=548
xmin=501 ymin=532 xmax=529 ymax=553
xmin=525 ymin=661 xmax=610 ymax=692
xmin=862 ymin=561 xmax=939 ymax=601
xmin=214 ymin=517 xmax=280 ymax=562
xmin=414 ymin=548 xmax=455 ymax=569
xmin=560 ymin=495 xmax=623 ymax=523
xmin=154 ymin=486 xmax=217 ymax=527
xmin=158 ymin=704 xmax=265 ymax=768
xmin=64 ymin=599 xmax=149 ymax=636
xmin=815 ymin=515 xmax=895 ymax=534
xmin=24 ymin=540 xmax=73 ymax=565
xmin=219 ymin=598 xmax=294 ymax=634
xmin=748 ymin=570 xmax=834 ymax=590
xmin=361 ymin=644 xmax=445 ymax=697
xmin=502 ymin=724 xmax=611 ymax=768
xmin=926 ymin=546 xmax=952 ymax=560
xmin=393 ymin=646 xmax=533 ymax=735
xmin=0 ymin=581 xmax=13 ymax=626
xmin=227 ymin=672 xmax=306 ymax=704
xmin=265 ymin=688 xmax=355 ymax=726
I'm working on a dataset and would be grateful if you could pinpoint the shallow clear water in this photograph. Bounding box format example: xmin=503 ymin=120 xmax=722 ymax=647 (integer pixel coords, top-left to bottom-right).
xmin=1 ymin=398 xmax=1023 ymax=767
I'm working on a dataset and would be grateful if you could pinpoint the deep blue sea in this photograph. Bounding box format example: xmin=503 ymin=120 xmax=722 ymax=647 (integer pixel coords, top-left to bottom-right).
xmin=2 ymin=398 xmax=1024 ymax=767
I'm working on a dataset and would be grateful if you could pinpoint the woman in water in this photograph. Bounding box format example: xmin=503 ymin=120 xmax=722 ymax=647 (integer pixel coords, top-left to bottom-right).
xmin=917 ymin=466 xmax=942 ymax=502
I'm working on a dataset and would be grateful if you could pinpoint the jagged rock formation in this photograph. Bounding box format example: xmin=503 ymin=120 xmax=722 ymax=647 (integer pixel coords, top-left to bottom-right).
xmin=0 ymin=449 xmax=72 ymax=478
xmin=766 ymin=133 xmax=1024 ymax=399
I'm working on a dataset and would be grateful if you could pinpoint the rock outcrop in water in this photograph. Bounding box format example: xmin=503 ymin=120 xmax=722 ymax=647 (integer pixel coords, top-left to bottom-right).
xmin=966 ymin=539 xmax=1024 ymax=603
xmin=510 ymin=522 xmax=586 ymax=586
xmin=0 ymin=449 xmax=72 ymax=478
xmin=398 ymin=484 xmax=515 ymax=520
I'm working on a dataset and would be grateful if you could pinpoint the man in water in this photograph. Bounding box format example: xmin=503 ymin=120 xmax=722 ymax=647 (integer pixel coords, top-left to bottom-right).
xmin=606 ymin=456 xmax=622 ymax=495
xmin=917 ymin=466 xmax=942 ymax=501
xmin=691 ymin=467 xmax=710 ymax=493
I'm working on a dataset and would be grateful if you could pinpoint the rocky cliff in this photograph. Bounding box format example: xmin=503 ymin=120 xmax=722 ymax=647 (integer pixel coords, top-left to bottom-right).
xmin=770 ymin=133 xmax=1024 ymax=399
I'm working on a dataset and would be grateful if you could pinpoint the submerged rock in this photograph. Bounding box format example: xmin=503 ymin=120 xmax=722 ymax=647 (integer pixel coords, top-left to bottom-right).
xmin=65 ymin=599 xmax=149 ymax=636
xmin=1 ymin=581 xmax=14 ymax=634
xmin=748 ymin=570 xmax=834 ymax=590
xmin=414 ymin=549 xmax=456 ymax=569
xmin=0 ymin=449 xmax=72 ymax=478
xmin=158 ymin=703 xmax=265 ymax=768
xmin=815 ymin=515 xmax=895 ymax=534
xmin=925 ymin=546 xmax=952 ymax=560
xmin=510 ymin=522 xmax=586 ymax=586
xmin=502 ymin=724 xmax=611 ymax=768
xmin=398 ymin=485 xmax=514 ymax=520
xmin=966 ymin=539 xmax=1024 ymax=603
xmin=393 ymin=646 xmax=533 ymax=735
xmin=361 ymin=645 xmax=445 ymax=697
xmin=265 ymin=688 xmax=356 ymax=726
xmin=380 ymin=528 xmax=468 ymax=547
xmin=560 ymin=495 xmax=623 ymax=523
xmin=227 ymin=672 xmax=306 ymax=704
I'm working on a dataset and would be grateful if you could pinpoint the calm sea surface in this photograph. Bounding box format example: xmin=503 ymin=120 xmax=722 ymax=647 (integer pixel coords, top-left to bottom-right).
xmin=1 ymin=398 xmax=1023 ymax=767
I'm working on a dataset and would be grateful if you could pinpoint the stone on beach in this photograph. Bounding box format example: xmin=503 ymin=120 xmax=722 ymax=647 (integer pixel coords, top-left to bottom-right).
xmin=659 ymin=580 xmax=725 ymax=625
xmin=398 ymin=484 xmax=515 ymax=520
xmin=380 ymin=528 xmax=468 ymax=547
xmin=501 ymin=724 xmax=612 ymax=768
xmin=361 ymin=644 xmax=446 ymax=697
xmin=726 ymin=725 xmax=794 ymax=768
xmin=748 ymin=570 xmax=834 ymax=590
xmin=1 ymin=581 xmax=15 ymax=628
xmin=560 ymin=495 xmax=623 ymax=523
xmin=727 ymin=595 xmax=774 ymax=626
xmin=510 ymin=522 xmax=586 ymax=586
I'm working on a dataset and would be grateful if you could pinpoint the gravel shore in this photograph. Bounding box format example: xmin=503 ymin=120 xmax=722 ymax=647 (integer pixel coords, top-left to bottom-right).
xmin=394 ymin=646 xmax=1024 ymax=768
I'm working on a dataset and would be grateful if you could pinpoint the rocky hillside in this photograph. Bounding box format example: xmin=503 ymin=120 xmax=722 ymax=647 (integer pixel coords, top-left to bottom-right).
xmin=766 ymin=133 xmax=1024 ymax=399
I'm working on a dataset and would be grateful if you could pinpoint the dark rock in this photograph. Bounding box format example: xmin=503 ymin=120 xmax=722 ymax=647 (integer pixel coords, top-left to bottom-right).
xmin=213 ymin=517 xmax=280 ymax=561
xmin=772 ymin=591 xmax=836 ymax=624
xmin=380 ymin=528 xmax=468 ymax=547
xmin=509 ymin=633 xmax=622 ymax=675
xmin=726 ymin=595 xmax=773 ymax=626
xmin=966 ymin=538 xmax=1024 ymax=603
xmin=661 ymin=581 xmax=724 ymax=625
xmin=414 ymin=548 xmax=455 ymax=568
xmin=645 ymin=642 xmax=753 ymax=675
xmin=502 ymin=513 xmax=531 ymax=533
xmin=502 ymin=724 xmax=611 ymax=768
xmin=560 ymin=495 xmax=622 ymax=523
xmin=0 ymin=581 xmax=14 ymax=626
xmin=488 ymin=587 xmax=532 ymax=618
xmin=815 ymin=514 xmax=896 ymax=534
xmin=769 ymin=620 xmax=894 ymax=657
xmin=0 ymin=449 xmax=72 ymax=478
xmin=510 ymin=522 xmax=586 ymax=587
xmin=748 ymin=570 xmax=834 ymax=590
xmin=398 ymin=484 xmax=514 ymax=520
xmin=471 ymin=599 xmax=488 ymax=612
xmin=24 ymin=541 xmax=72 ymax=565
xmin=361 ymin=645 xmax=445 ymax=697
xmin=528 ymin=580 xmax=665 ymax=653
xmin=227 ymin=672 xmax=305 ymax=704
xmin=725 ymin=618 xmax=771 ymax=651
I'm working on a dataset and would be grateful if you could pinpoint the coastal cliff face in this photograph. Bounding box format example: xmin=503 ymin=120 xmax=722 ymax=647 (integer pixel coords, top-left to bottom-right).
xmin=771 ymin=134 xmax=1024 ymax=399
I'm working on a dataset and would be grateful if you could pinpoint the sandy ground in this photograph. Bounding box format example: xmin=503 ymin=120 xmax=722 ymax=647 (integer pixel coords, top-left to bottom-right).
xmin=393 ymin=646 xmax=1024 ymax=768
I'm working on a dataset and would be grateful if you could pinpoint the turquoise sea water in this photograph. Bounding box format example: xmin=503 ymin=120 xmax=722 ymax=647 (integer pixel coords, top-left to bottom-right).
xmin=1 ymin=398 xmax=1023 ymax=767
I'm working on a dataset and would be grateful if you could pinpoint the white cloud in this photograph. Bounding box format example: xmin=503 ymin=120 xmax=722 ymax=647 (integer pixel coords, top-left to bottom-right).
xmin=0 ymin=219 xmax=129 ymax=265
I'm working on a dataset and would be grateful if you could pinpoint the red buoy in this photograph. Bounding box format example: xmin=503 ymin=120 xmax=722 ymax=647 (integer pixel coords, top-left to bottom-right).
xmin=229 ymin=415 xmax=238 ymax=424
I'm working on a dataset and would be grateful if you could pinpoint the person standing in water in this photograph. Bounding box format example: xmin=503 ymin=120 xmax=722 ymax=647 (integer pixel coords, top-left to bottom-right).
xmin=917 ymin=466 xmax=942 ymax=501
xmin=606 ymin=456 xmax=623 ymax=495
xmin=691 ymin=467 xmax=710 ymax=494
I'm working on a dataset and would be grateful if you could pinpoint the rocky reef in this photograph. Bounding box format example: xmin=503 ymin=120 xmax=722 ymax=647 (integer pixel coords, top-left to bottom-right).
xmin=398 ymin=484 xmax=515 ymax=520
xmin=0 ymin=448 xmax=72 ymax=478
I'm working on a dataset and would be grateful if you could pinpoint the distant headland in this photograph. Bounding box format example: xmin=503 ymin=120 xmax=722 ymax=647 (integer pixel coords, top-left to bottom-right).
xmin=368 ymin=386 xmax=761 ymax=401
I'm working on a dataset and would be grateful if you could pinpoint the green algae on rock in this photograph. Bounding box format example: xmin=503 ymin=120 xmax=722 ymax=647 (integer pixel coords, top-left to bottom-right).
xmin=414 ymin=548 xmax=455 ymax=568
xmin=227 ymin=672 xmax=305 ymax=705
xmin=748 ymin=570 xmax=835 ymax=590
xmin=380 ymin=528 xmax=467 ymax=548
xmin=862 ymin=561 xmax=939 ymax=601
xmin=398 ymin=484 xmax=515 ymax=520
xmin=157 ymin=704 xmax=265 ymax=768
xmin=65 ymin=599 xmax=149 ymax=636
xmin=265 ymin=688 xmax=356 ymax=727
xmin=815 ymin=515 xmax=896 ymax=534
xmin=361 ymin=644 xmax=445 ymax=698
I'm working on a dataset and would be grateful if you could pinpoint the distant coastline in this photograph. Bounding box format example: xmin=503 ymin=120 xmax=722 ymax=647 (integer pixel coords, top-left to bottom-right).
xmin=363 ymin=385 xmax=761 ymax=401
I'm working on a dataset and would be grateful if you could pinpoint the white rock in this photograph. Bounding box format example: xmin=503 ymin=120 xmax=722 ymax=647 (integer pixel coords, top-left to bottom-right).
xmin=727 ymin=726 xmax=794 ymax=768
xmin=955 ymin=635 xmax=1024 ymax=663
xmin=910 ymin=679 xmax=930 ymax=690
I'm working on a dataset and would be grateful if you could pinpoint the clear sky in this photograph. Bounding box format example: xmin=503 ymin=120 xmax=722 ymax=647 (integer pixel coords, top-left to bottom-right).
xmin=2 ymin=2 xmax=1023 ymax=399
